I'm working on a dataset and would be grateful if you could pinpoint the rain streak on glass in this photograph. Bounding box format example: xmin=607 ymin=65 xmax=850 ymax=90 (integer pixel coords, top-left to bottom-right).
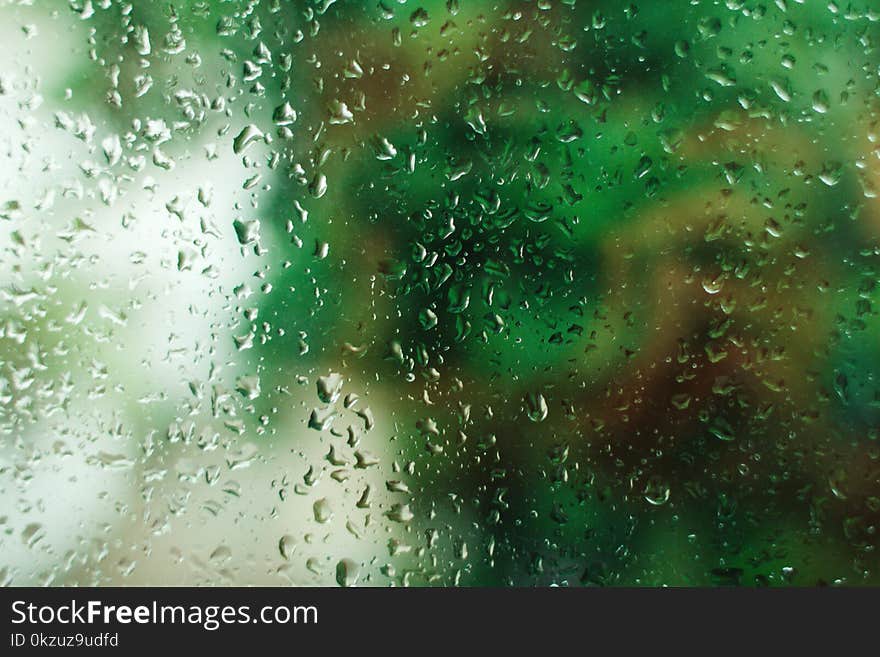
xmin=0 ymin=0 xmax=879 ymax=587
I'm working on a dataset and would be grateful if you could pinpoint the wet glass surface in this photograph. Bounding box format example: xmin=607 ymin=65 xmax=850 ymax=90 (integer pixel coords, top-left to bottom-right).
xmin=1 ymin=0 xmax=879 ymax=586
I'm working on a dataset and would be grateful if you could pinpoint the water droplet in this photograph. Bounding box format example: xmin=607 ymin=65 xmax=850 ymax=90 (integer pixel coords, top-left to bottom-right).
xmin=335 ymin=558 xmax=360 ymax=587
xmin=525 ymin=393 xmax=548 ymax=422
xmin=279 ymin=535 xmax=296 ymax=560
xmin=233 ymin=124 xmax=263 ymax=154
xmin=316 ymin=373 xmax=344 ymax=404
xmin=313 ymin=498 xmax=333 ymax=524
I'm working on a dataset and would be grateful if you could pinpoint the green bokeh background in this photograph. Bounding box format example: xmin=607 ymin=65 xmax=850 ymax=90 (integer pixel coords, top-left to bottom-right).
xmin=1 ymin=0 xmax=879 ymax=586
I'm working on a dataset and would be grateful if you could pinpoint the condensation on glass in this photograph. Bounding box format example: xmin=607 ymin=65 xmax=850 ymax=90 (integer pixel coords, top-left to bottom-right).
xmin=0 ymin=1 xmax=879 ymax=586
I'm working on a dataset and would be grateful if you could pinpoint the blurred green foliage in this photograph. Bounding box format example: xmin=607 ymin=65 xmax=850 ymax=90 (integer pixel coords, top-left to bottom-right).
xmin=2 ymin=0 xmax=880 ymax=586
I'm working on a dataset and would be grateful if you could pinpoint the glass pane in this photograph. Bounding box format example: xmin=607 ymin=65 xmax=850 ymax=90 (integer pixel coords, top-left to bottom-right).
xmin=1 ymin=0 xmax=878 ymax=586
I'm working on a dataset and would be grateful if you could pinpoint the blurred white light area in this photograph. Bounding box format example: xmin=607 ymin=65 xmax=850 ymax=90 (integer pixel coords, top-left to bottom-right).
xmin=0 ymin=5 xmax=404 ymax=586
